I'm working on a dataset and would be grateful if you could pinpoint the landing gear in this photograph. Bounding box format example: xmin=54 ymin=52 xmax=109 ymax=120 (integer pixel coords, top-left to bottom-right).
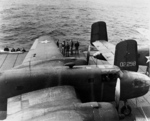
xmin=121 ymin=101 xmax=131 ymax=116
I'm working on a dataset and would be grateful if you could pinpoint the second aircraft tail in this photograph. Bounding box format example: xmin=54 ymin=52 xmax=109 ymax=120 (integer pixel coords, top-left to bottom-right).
xmin=91 ymin=21 xmax=139 ymax=71
xmin=114 ymin=40 xmax=138 ymax=72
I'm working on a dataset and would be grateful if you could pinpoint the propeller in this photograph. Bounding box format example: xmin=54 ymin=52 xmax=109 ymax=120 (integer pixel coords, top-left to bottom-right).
xmin=115 ymin=77 xmax=121 ymax=112
xmin=86 ymin=45 xmax=91 ymax=65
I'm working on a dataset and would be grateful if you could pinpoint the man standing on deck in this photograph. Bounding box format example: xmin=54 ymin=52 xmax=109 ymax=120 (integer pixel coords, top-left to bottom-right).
xmin=4 ymin=46 xmax=9 ymax=51
xmin=56 ymin=39 xmax=59 ymax=47
xmin=66 ymin=42 xmax=70 ymax=57
xmin=75 ymin=41 xmax=79 ymax=55
xmin=70 ymin=40 xmax=74 ymax=55
xmin=62 ymin=41 xmax=66 ymax=56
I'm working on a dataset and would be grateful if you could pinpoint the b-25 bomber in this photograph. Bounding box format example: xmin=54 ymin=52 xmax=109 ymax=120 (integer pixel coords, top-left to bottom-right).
xmin=0 ymin=21 xmax=149 ymax=120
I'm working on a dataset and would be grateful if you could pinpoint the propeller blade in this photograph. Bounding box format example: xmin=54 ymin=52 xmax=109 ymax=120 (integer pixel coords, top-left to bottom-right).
xmin=115 ymin=78 xmax=121 ymax=111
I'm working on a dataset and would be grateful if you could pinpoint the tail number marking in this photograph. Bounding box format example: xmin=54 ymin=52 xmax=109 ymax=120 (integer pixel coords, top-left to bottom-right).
xmin=120 ymin=61 xmax=136 ymax=67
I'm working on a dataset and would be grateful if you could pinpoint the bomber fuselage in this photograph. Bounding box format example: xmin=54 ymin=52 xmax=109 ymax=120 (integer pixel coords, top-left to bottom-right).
xmin=0 ymin=65 xmax=149 ymax=105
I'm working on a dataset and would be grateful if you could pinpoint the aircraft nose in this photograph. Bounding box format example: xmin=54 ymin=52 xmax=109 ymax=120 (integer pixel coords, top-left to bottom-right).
xmin=123 ymin=72 xmax=150 ymax=88
xmin=120 ymin=71 xmax=150 ymax=98
xmin=121 ymin=70 xmax=150 ymax=87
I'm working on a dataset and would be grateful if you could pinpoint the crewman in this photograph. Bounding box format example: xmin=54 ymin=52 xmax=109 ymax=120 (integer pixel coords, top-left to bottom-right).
xmin=75 ymin=41 xmax=79 ymax=55
xmin=56 ymin=39 xmax=59 ymax=47
xmin=16 ymin=48 xmax=21 ymax=51
xmin=62 ymin=41 xmax=66 ymax=56
xmin=66 ymin=42 xmax=70 ymax=57
xmin=61 ymin=43 xmax=64 ymax=55
xmin=11 ymin=48 xmax=15 ymax=52
xmin=4 ymin=46 xmax=9 ymax=51
xmin=22 ymin=48 xmax=26 ymax=52
xmin=70 ymin=40 xmax=74 ymax=55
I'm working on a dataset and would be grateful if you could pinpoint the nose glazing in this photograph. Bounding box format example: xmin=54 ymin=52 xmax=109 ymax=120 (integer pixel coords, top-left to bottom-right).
xmin=121 ymin=70 xmax=150 ymax=87
xmin=131 ymin=72 xmax=150 ymax=88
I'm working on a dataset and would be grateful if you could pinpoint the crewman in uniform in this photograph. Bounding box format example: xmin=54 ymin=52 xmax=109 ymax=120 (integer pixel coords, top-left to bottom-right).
xmin=22 ymin=48 xmax=26 ymax=52
xmin=16 ymin=48 xmax=21 ymax=51
xmin=70 ymin=40 xmax=74 ymax=55
xmin=75 ymin=41 xmax=79 ymax=55
xmin=4 ymin=46 xmax=9 ymax=51
xmin=66 ymin=42 xmax=70 ymax=57
xmin=56 ymin=39 xmax=59 ymax=47
xmin=62 ymin=41 xmax=66 ymax=56
xmin=11 ymin=48 xmax=15 ymax=52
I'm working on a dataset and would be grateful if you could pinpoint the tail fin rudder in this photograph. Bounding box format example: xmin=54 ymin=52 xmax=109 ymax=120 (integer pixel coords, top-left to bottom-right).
xmin=91 ymin=21 xmax=108 ymax=45
xmin=114 ymin=39 xmax=138 ymax=71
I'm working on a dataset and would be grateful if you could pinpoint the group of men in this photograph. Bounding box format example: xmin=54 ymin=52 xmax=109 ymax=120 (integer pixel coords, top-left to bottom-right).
xmin=4 ymin=46 xmax=26 ymax=52
xmin=57 ymin=40 xmax=80 ymax=57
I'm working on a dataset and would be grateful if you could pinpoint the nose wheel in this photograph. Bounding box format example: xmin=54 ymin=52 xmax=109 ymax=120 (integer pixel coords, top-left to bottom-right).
xmin=121 ymin=101 xmax=131 ymax=116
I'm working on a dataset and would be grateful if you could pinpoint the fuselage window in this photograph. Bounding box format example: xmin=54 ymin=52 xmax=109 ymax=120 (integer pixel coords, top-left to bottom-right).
xmin=102 ymin=74 xmax=117 ymax=82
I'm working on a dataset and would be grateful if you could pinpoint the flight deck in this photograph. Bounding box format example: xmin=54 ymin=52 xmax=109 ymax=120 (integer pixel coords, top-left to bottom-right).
xmin=0 ymin=50 xmax=149 ymax=121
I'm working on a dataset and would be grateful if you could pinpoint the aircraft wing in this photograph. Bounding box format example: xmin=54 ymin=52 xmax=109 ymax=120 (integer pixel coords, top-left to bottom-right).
xmin=5 ymin=86 xmax=83 ymax=121
xmin=22 ymin=36 xmax=63 ymax=64
xmin=93 ymin=40 xmax=115 ymax=65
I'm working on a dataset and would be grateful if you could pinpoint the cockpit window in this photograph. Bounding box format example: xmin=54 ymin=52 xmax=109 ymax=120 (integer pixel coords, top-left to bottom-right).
xmin=102 ymin=74 xmax=118 ymax=82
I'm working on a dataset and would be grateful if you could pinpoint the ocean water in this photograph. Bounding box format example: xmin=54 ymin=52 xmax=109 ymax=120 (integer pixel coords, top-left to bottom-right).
xmin=0 ymin=0 xmax=150 ymax=50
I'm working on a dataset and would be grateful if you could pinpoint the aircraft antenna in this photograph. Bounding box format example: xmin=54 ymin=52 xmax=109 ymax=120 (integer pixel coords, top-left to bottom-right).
xmin=29 ymin=53 xmax=36 ymax=76
xmin=29 ymin=60 xmax=31 ymax=77
xmin=136 ymin=98 xmax=138 ymax=107
xmin=96 ymin=58 xmax=97 ymax=67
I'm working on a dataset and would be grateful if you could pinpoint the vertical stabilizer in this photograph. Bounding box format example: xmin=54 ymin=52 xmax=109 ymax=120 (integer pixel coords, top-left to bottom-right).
xmin=91 ymin=21 xmax=108 ymax=45
xmin=114 ymin=40 xmax=138 ymax=71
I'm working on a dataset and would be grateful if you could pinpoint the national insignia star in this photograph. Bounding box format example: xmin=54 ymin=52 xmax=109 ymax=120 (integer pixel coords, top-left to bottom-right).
xmin=41 ymin=40 xmax=50 ymax=44
xmin=146 ymin=56 xmax=150 ymax=63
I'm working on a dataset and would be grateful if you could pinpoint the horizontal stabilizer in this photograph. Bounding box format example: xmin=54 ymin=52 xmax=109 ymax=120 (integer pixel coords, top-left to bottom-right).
xmin=114 ymin=40 xmax=138 ymax=71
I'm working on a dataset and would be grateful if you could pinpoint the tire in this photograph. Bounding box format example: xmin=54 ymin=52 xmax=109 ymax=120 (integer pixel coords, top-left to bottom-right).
xmin=121 ymin=105 xmax=131 ymax=116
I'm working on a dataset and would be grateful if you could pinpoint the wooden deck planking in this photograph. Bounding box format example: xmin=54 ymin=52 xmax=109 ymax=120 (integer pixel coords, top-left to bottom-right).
xmin=128 ymin=89 xmax=150 ymax=121
xmin=0 ymin=52 xmax=28 ymax=71
xmin=0 ymin=52 xmax=27 ymax=70
xmin=138 ymin=66 xmax=147 ymax=73
xmin=13 ymin=52 xmax=28 ymax=67
xmin=130 ymin=107 xmax=146 ymax=121
xmin=0 ymin=54 xmax=8 ymax=68
xmin=0 ymin=54 xmax=18 ymax=71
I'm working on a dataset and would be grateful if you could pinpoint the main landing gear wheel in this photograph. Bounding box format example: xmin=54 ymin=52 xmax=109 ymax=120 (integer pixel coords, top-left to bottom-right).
xmin=121 ymin=105 xmax=131 ymax=116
